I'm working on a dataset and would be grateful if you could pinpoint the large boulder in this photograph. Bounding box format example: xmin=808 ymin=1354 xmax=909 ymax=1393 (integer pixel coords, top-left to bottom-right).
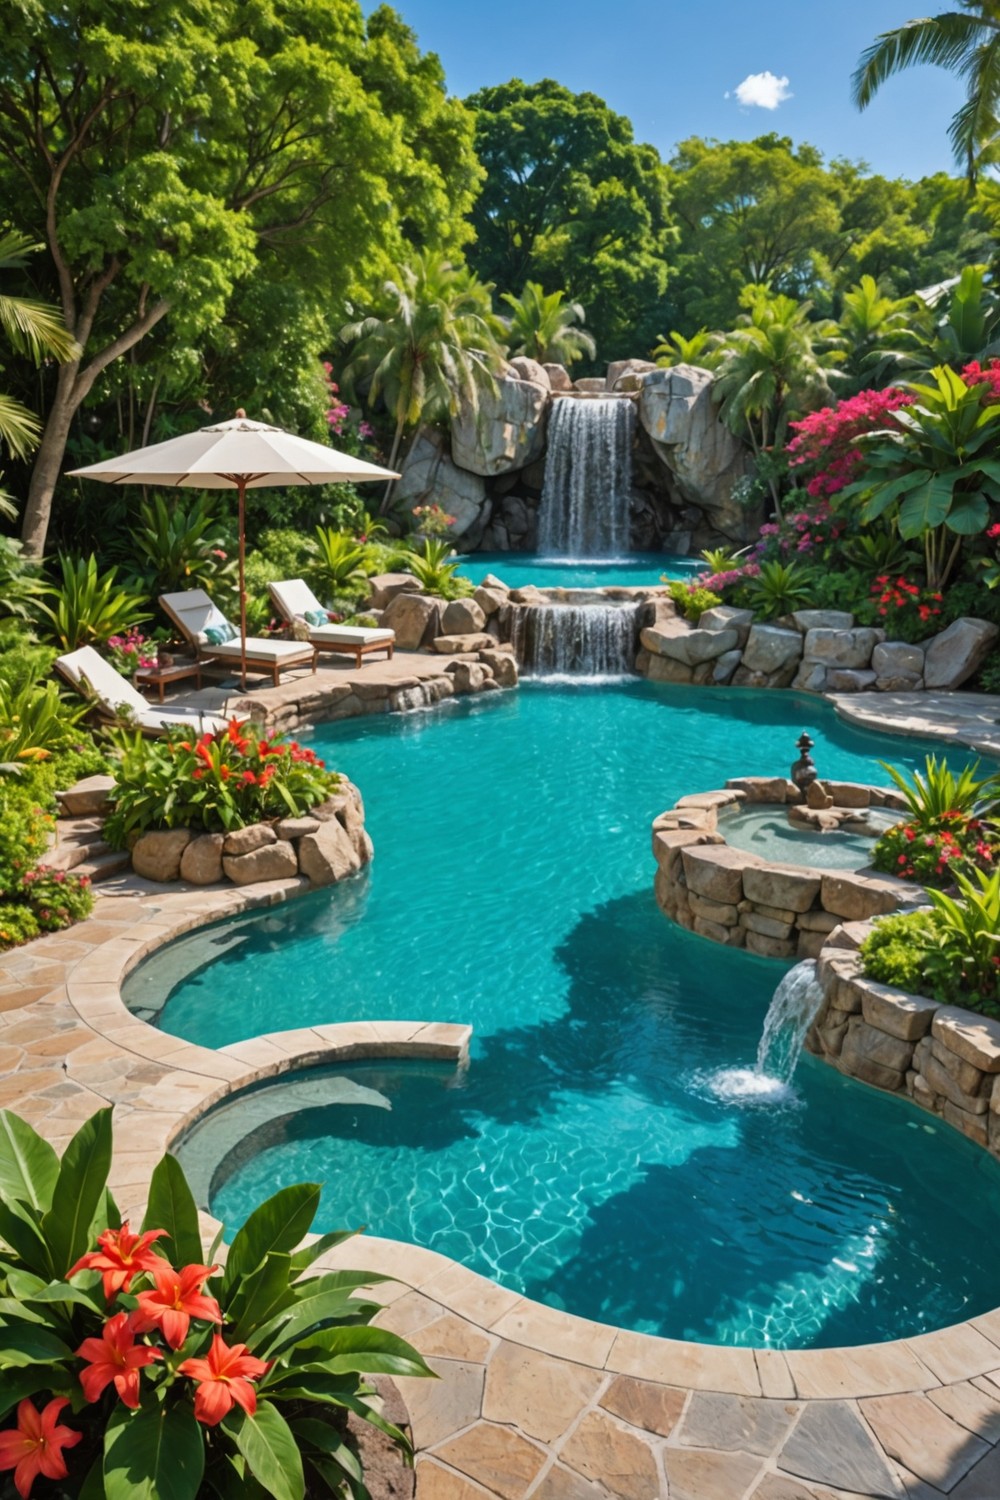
xmin=441 ymin=598 xmax=486 ymax=635
xmin=543 ymin=363 xmax=573 ymax=392
xmin=223 ymin=840 xmax=298 ymax=886
xmin=637 ymin=365 xmax=751 ymax=539
xmin=923 ymin=617 xmax=1000 ymax=689
xmin=179 ymin=833 xmax=225 ymax=885
xmin=381 ymin=591 xmax=443 ymax=650
xmin=641 ymin=621 xmax=738 ymax=666
xmin=298 ymin=818 xmax=363 ymax=886
xmin=607 ymin=358 xmax=656 ymax=392
xmin=394 ymin=427 xmax=487 ymax=536
xmin=741 ymin=625 xmax=802 ymax=676
xmin=131 ymin=828 xmax=193 ymax=882
xmin=367 ymin=573 xmax=420 ymax=611
xmin=450 ymin=373 xmax=548 ymax=477
xmin=508 ymin=356 xmax=550 ymax=389
xmin=223 ymin=823 xmax=275 ymax=856
xmin=802 ymin=627 xmax=881 ymax=670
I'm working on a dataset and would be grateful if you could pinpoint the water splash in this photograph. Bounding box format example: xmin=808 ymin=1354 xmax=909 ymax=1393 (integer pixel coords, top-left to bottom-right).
xmin=705 ymin=961 xmax=825 ymax=1105
xmin=509 ymin=602 xmax=641 ymax=678
xmin=538 ymin=398 xmax=636 ymax=557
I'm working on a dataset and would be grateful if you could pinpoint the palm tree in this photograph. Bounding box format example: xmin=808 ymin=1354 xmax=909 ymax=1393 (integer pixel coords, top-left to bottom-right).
xmin=339 ymin=254 xmax=505 ymax=510
xmin=836 ymin=276 xmax=930 ymax=390
xmin=0 ymin=231 xmax=79 ymax=520
xmin=713 ymin=288 xmax=840 ymax=513
xmin=852 ymin=4 xmax=1000 ymax=185
xmin=499 ymin=282 xmax=596 ymax=367
xmin=651 ymin=328 xmax=722 ymax=370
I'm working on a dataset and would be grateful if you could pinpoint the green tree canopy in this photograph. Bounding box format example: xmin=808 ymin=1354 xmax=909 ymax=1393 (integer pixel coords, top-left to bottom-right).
xmin=465 ymin=78 xmax=675 ymax=361
xmin=0 ymin=0 xmax=481 ymax=555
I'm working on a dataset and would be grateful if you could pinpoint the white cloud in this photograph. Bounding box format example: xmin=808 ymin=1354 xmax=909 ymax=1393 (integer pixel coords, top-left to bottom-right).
xmin=732 ymin=71 xmax=792 ymax=110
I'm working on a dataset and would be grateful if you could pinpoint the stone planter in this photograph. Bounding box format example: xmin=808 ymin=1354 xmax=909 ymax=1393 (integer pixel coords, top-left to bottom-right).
xmin=652 ymin=776 xmax=921 ymax=958
xmin=128 ymin=779 xmax=372 ymax=889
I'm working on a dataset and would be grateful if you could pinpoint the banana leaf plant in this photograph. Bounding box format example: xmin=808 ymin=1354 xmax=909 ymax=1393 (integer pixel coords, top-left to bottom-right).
xmin=843 ymin=365 xmax=1000 ymax=590
xmin=0 ymin=1108 xmax=432 ymax=1499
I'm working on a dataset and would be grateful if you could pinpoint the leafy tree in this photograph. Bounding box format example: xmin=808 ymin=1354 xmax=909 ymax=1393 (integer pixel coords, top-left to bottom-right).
xmin=339 ymin=254 xmax=504 ymax=507
xmin=845 ymin=364 xmax=1000 ymax=589
xmin=500 ymin=283 xmax=596 ymax=366
xmin=835 ymin=276 xmax=930 ymax=390
xmin=853 ymin=3 xmax=1000 ymax=184
xmin=713 ymin=288 xmax=840 ymax=511
xmin=466 ymin=79 xmax=675 ymax=360
xmin=0 ymin=0 xmax=482 ymax=556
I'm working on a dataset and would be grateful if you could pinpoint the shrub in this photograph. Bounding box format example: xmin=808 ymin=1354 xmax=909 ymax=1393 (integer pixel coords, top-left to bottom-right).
xmin=860 ymin=910 xmax=943 ymax=993
xmin=666 ymin=579 xmax=722 ymax=622
xmin=35 ymin=555 xmax=151 ymax=652
xmin=404 ymin=541 xmax=474 ymax=600
xmin=0 ymin=777 xmax=93 ymax=949
xmin=871 ymin=815 xmax=998 ymax=886
xmin=0 ymin=902 xmax=40 ymax=947
xmin=0 ymin=679 xmax=89 ymax=763
xmin=411 ymin=503 xmax=456 ymax=539
xmin=104 ymin=630 xmax=160 ymax=680
xmin=104 ymin=721 xmax=341 ymax=844
xmin=0 ymin=1107 xmax=432 ymax=1499
xmin=786 ymin=388 xmax=915 ymax=498
xmin=923 ymin=867 xmax=1000 ymax=1012
xmin=869 ymin=576 xmax=943 ymax=642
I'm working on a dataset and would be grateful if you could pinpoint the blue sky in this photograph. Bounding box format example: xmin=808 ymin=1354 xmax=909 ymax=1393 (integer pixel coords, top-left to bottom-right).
xmin=366 ymin=0 xmax=967 ymax=181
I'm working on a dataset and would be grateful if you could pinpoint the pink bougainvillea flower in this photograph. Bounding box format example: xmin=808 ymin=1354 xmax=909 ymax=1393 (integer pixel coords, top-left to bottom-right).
xmin=67 ymin=1222 xmax=168 ymax=1299
xmin=178 ymin=1334 xmax=271 ymax=1426
xmin=0 ymin=1398 xmax=81 ymax=1499
xmin=77 ymin=1311 xmax=162 ymax=1410
xmin=133 ymin=1262 xmax=222 ymax=1349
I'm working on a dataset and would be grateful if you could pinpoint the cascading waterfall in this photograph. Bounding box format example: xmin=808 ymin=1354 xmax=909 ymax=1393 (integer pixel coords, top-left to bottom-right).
xmin=705 ymin=961 xmax=825 ymax=1103
xmin=508 ymin=602 xmax=642 ymax=679
xmin=537 ymin=398 xmax=636 ymax=558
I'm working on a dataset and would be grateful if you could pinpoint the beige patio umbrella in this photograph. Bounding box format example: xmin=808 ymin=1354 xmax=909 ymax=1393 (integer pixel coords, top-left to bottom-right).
xmin=67 ymin=411 xmax=399 ymax=690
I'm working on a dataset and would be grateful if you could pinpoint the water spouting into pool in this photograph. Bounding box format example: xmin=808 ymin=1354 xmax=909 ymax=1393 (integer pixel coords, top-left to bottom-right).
xmin=508 ymin=601 xmax=642 ymax=679
xmin=706 ymin=961 xmax=825 ymax=1104
xmin=537 ymin=398 xmax=635 ymax=558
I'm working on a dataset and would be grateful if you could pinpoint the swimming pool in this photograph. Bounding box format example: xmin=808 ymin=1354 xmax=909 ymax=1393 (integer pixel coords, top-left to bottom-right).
xmin=130 ymin=683 xmax=1000 ymax=1349
xmin=456 ymin=551 xmax=701 ymax=590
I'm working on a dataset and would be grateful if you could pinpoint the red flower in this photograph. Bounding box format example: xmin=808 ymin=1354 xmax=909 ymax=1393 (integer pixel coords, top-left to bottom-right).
xmin=77 ymin=1311 xmax=161 ymax=1410
xmin=240 ymin=770 xmax=257 ymax=785
xmin=0 ymin=1399 xmax=81 ymax=1499
xmin=67 ymin=1222 xmax=168 ymax=1299
xmin=178 ymin=1334 xmax=271 ymax=1426
xmin=132 ymin=1262 xmax=222 ymax=1349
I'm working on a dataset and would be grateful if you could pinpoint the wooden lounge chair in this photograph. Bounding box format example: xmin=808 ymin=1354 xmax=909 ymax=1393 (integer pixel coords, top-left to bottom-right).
xmin=159 ymin=589 xmax=317 ymax=686
xmin=55 ymin=645 xmax=230 ymax=736
xmin=268 ymin=579 xmax=395 ymax=669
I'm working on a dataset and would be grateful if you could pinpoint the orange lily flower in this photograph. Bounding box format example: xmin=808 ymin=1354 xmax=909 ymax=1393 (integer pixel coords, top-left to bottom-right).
xmin=178 ymin=1333 xmax=271 ymax=1426
xmin=77 ymin=1311 xmax=162 ymax=1409
xmin=0 ymin=1398 xmax=81 ymax=1498
xmin=132 ymin=1261 xmax=222 ymax=1349
xmin=66 ymin=1221 xmax=168 ymax=1298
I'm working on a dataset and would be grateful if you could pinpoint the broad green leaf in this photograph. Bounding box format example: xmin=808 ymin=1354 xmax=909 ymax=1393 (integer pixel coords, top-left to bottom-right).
xmin=295 ymin=1325 xmax=436 ymax=1379
xmin=42 ymin=1107 xmax=113 ymax=1277
xmin=226 ymin=1401 xmax=304 ymax=1500
xmin=288 ymin=1229 xmax=359 ymax=1274
xmin=228 ymin=1252 xmax=295 ymax=1342
xmin=307 ymin=1454 xmax=365 ymax=1499
xmin=0 ymin=1366 xmax=71 ymax=1420
xmin=860 ymin=469 xmax=929 ymax=521
xmin=897 ymin=475 xmax=954 ymax=539
xmin=0 ymin=1320 xmax=73 ymax=1367
xmin=104 ymin=1401 xmax=205 ymax=1500
xmin=143 ymin=1154 xmax=204 ymax=1267
xmin=0 ymin=1112 xmax=58 ymax=1213
xmin=945 ymin=490 xmax=990 ymax=535
xmin=223 ymin=1185 xmax=321 ymax=1293
xmin=0 ymin=1201 xmax=53 ymax=1279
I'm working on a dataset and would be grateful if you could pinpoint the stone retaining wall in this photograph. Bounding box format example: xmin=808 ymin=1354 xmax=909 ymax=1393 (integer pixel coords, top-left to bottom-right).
xmin=652 ymin=776 xmax=921 ymax=958
xmin=637 ymin=603 xmax=999 ymax=696
xmin=128 ymin=778 xmax=372 ymax=890
xmin=807 ymin=925 xmax=1000 ymax=1160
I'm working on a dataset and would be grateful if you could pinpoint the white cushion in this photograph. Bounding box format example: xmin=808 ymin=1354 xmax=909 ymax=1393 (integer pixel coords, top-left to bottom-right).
xmin=310 ymin=626 xmax=395 ymax=646
xmin=269 ymin=578 xmax=325 ymax=621
xmin=199 ymin=638 xmax=314 ymax=663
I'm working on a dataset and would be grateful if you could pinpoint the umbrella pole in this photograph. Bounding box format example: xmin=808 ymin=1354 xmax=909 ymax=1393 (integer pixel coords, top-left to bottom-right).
xmin=238 ymin=477 xmax=248 ymax=693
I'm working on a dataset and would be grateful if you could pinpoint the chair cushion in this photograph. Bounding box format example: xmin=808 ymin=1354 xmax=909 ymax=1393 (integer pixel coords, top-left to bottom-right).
xmin=202 ymin=638 xmax=314 ymax=663
xmin=311 ymin=626 xmax=395 ymax=646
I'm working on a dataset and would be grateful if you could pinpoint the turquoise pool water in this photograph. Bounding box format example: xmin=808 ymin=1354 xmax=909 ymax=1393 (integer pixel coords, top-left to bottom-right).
xmin=457 ymin=551 xmax=701 ymax=589
xmin=132 ymin=683 xmax=1000 ymax=1348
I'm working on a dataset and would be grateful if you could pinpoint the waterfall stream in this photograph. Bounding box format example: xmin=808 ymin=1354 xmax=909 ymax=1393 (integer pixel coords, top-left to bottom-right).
xmin=508 ymin=602 xmax=642 ymax=679
xmin=537 ymin=398 xmax=636 ymax=557
xmin=704 ymin=961 xmax=825 ymax=1104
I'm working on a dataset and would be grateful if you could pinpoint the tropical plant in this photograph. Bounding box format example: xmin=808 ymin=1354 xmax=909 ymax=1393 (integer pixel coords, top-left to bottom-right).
xmin=0 ymin=1106 xmax=433 ymax=1498
xmin=0 ymin=537 xmax=44 ymax=621
xmin=309 ymin=529 xmax=368 ymax=598
xmin=0 ymin=774 xmax=93 ymax=947
xmin=869 ymin=575 xmax=944 ymax=641
xmin=871 ymin=811 xmax=998 ymax=886
xmin=500 ymin=282 xmax=597 ymax=367
xmin=843 ymin=364 xmax=1000 ymax=590
xmin=860 ymin=909 xmax=947 ymax=993
xmin=712 ymin=288 xmax=840 ymax=512
xmin=131 ymin=494 xmax=234 ymax=599
xmin=745 ymin=560 xmax=815 ymax=619
xmin=339 ymin=254 xmax=505 ymax=506
xmin=652 ymin=329 xmax=722 ymax=369
xmin=0 ymin=231 xmax=79 ymax=520
xmin=699 ymin=547 xmax=745 ymax=574
xmin=930 ymin=264 xmax=1000 ymax=365
xmin=786 ymin=387 xmax=916 ymax=500
xmin=924 ymin=866 xmax=1000 ymax=1008
xmin=404 ymin=540 xmax=474 ymax=601
xmin=877 ymin=753 xmax=1000 ymax=827
xmin=667 ymin=580 xmax=722 ymax=622
xmin=34 ymin=555 xmax=151 ymax=652
xmin=842 ymin=528 xmax=919 ymax=577
xmin=104 ymin=720 xmax=340 ymax=844
xmin=0 ymin=679 xmax=88 ymax=763
xmin=835 ymin=276 xmax=929 ymax=390
xmin=853 ymin=5 xmax=1000 ymax=185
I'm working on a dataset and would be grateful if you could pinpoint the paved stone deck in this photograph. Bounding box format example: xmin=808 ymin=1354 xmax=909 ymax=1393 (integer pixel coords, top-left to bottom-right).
xmin=3 ymin=870 xmax=1000 ymax=1498
xmin=829 ymin=690 xmax=1000 ymax=758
